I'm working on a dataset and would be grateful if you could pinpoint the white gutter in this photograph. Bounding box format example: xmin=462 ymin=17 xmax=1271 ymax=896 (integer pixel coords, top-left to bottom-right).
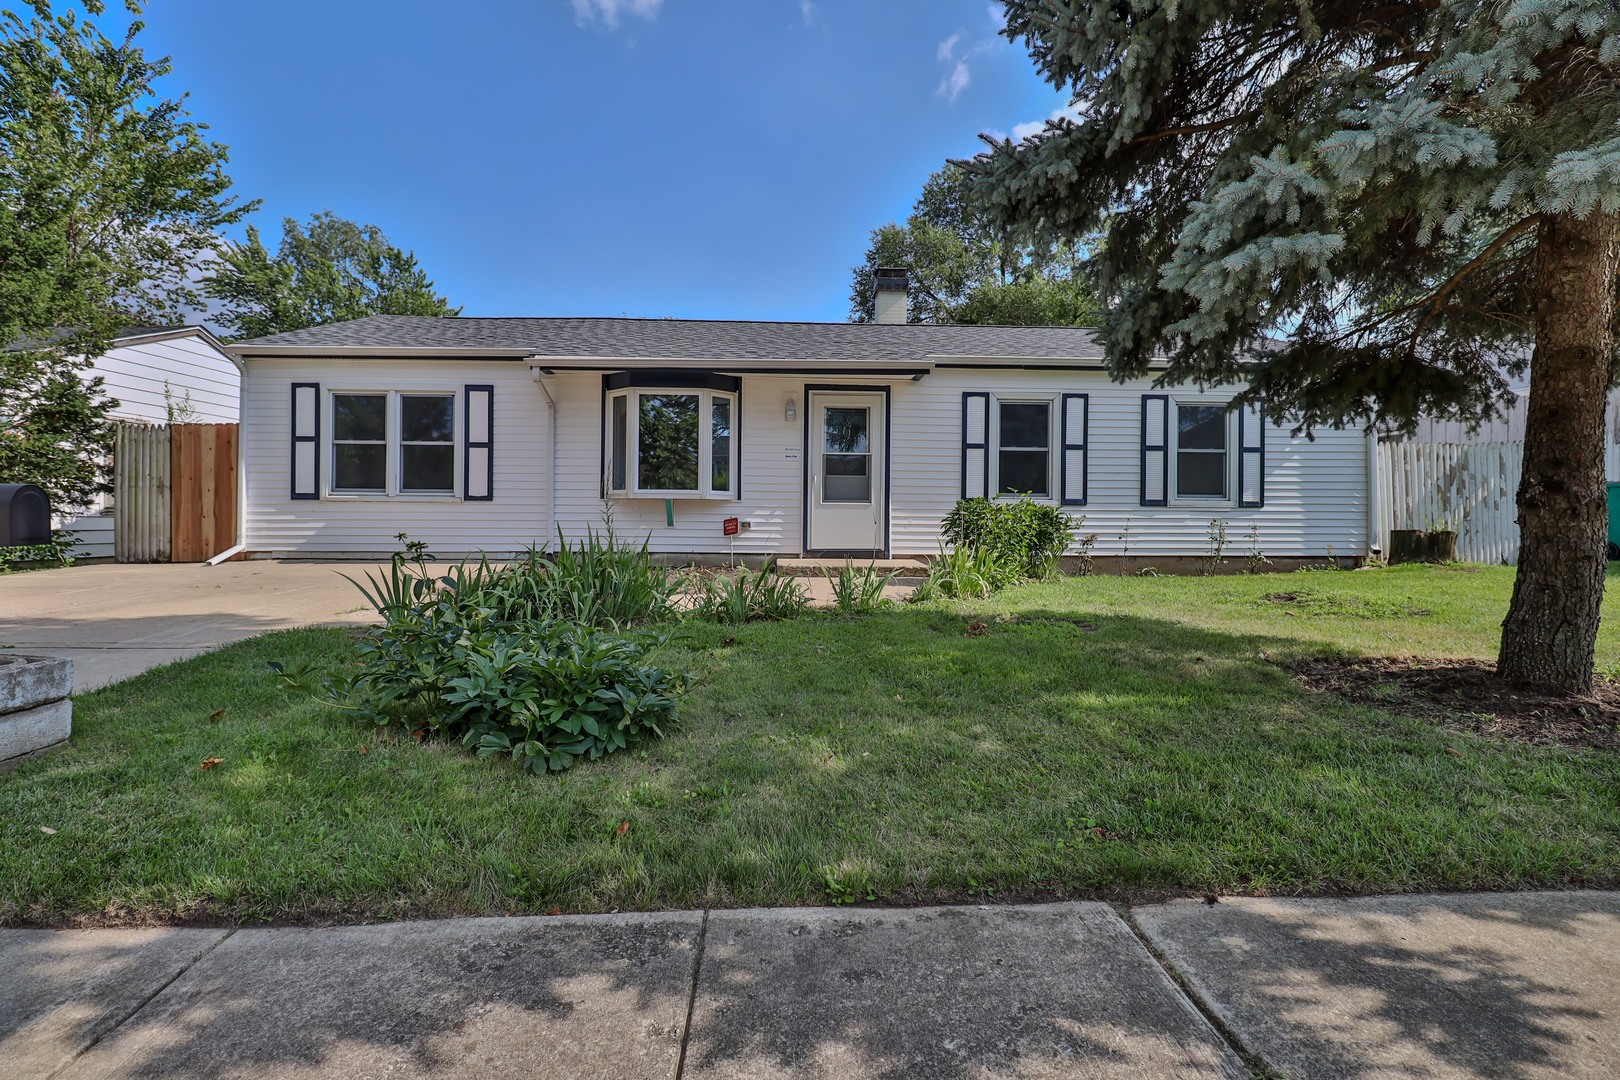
xmin=227 ymin=346 xmax=536 ymax=360
xmin=523 ymin=356 xmax=936 ymax=373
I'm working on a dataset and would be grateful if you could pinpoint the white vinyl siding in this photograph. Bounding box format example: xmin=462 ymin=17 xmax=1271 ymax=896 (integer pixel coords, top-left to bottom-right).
xmin=240 ymin=361 xmax=1368 ymax=560
xmin=890 ymin=369 xmax=1368 ymax=559
xmin=241 ymin=359 xmax=549 ymax=556
xmin=551 ymin=373 xmax=804 ymax=556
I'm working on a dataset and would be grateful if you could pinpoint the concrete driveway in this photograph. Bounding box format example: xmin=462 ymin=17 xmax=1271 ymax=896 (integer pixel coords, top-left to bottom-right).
xmin=0 ymin=561 xmax=385 ymax=692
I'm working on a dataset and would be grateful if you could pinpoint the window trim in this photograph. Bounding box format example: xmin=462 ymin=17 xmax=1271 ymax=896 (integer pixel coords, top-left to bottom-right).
xmin=1169 ymin=397 xmax=1237 ymax=506
xmin=323 ymin=388 xmax=462 ymax=501
xmin=605 ymin=387 xmax=739 ymax=500
xmin=988 ymin=394 xmax=1058 ymax=502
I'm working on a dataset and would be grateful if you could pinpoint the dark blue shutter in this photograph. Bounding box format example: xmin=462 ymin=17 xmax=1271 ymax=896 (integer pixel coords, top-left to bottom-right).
xmin=1238 ymin=402 xmax=1265 ymax=508
xmin=464 ymin=385 xmax=494 ymax=501
xmin=962 ymin=392 xmax=990 ymax=499
xmin=1060 ymin=393 xmax=1088 ymax=506
xmin=1141 ymin=394 xmax=1169 ymax=506
xmin=291 ymin=382 xmax=319 ymax=500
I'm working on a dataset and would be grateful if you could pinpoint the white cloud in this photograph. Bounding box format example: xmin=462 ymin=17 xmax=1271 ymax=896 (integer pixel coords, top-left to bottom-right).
xmin=935 ymin=33 xmax=999 ymax=104
xmin=800 ymin=0 xmax=816 ymax=25
xmin=571 ymin=0 xmax=663 ymax=29
xmin=1010 ymin=102 xmax=1083 ymax=142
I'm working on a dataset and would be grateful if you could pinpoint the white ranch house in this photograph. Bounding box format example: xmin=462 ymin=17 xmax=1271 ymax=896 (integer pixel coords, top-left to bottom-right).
xmin=227 ymin=284 xmax=1375 ymax=565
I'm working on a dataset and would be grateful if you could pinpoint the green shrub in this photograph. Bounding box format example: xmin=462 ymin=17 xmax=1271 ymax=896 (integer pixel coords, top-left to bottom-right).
xmin=276 ymin=535 xmax=686 ymax=774
xmin=941 ymin=498 xmax=1076 ymax=579
xmin=824 ymin=561 xmax=898 ymax=615
xmin=911 ymin=543 xmax=1022 ymax=601
xmin=692 ymin=564 xmax=811 ymax=624
xmin=0 ymin=534 xmax=77 ymax=573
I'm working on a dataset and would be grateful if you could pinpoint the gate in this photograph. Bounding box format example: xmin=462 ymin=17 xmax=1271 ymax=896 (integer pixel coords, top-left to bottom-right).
xmin=169 ymin=423 xmax=238 ymax=562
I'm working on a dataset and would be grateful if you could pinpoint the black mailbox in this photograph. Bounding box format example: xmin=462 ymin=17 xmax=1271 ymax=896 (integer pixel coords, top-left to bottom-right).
xmin=0 ymin=484 xmax=51 ymax=546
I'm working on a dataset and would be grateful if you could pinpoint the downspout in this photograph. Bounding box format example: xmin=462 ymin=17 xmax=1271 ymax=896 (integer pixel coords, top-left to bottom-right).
xmin=534 ymin=373 xmax=558 ymax=551
xmin=1365 ymin=425 xmax=1382 ymax=561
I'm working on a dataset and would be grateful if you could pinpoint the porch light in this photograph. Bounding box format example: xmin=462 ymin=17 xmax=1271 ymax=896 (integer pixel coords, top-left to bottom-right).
xmin=784 ymin=392 xmax=798 ymax=422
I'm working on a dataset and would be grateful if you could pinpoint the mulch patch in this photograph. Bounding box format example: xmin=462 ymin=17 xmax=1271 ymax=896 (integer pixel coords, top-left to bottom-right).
xmin=1291 ymin=655 xmax=1620 ymax=750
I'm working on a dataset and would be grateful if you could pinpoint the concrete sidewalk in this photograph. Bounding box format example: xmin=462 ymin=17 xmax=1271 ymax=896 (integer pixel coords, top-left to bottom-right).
xmin=0 ymin=562 xmax=383 ymax=691
xmin=5 ymin=892 xmax=1617 ymax=1079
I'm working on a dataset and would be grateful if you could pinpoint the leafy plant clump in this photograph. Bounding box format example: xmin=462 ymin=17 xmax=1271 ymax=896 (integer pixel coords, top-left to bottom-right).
xmin=692 ymin=564 xmax=811 ymax=624
xmin=348 ymin=530 xmax=684 ymax=630
xmin=913 ymin=543 xmax=1023 ymax=601
xmin=942 ymin=498 xmax=1076 ymax=580
xmin=275 ymin=534 xmax=687 ymax=774
xmin=824 ymin=561 xmax=899 ymax=615
xmin=0 ymin=535 xmax=77 ymax=573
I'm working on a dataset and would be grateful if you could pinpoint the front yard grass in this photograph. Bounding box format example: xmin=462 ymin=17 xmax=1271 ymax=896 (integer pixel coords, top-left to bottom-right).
xmin=4 ymin=564 xmax=1619 ymax=925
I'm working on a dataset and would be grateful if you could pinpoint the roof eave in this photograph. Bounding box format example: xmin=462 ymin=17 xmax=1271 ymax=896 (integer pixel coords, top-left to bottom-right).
xmin=524 ymin=355 xmax=937 ymax=373
xmin=230 ymin=345 xmax=538 ymax=360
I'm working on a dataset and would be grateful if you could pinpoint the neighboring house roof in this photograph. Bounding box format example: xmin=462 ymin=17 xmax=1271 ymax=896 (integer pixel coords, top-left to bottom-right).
xmin=228 ymin=314 xmax=1112 ymax=363
xmin=4 ymin=324 xmax=231 ymax=356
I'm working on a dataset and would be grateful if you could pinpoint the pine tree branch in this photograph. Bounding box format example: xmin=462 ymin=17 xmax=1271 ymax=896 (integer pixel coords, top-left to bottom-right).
xmin=1409 ymin=215 xmax=1542 ymax=343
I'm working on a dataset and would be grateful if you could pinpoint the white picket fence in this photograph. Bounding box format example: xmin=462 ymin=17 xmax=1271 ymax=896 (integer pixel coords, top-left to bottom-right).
xmin=1377 ymin=441 xmax=1523 ymax=565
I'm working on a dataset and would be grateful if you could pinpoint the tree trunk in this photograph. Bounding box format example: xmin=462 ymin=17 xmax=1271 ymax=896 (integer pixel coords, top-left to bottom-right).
xmin=1498 ymin=212 xmax=1619 ymax=694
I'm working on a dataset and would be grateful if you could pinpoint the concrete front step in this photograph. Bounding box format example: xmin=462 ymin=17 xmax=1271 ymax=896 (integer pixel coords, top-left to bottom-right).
xmin=774 ymin=558 xmax=928 ymax=578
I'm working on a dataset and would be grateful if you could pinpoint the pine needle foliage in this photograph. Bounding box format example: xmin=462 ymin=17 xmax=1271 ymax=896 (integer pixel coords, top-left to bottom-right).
xmin=964 ymin=0 xmax=1620 ymax=433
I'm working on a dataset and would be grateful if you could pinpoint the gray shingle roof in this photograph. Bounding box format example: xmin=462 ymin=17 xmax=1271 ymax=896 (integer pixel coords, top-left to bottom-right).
xmin=231 ymin=315 xmax=1108 ymax=362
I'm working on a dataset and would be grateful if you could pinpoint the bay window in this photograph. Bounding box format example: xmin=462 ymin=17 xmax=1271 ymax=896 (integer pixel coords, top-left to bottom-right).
xmin=607 ymin=387 xmax=737 ymax=498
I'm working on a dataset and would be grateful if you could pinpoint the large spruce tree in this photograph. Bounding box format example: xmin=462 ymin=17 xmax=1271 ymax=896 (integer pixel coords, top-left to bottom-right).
xmin=967 ymin=1 xmax=1620 ymax=693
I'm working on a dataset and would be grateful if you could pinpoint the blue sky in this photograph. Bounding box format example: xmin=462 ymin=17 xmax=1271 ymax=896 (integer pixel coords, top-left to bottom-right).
xmin=104 ymin=1 xmax=1069 ymax=322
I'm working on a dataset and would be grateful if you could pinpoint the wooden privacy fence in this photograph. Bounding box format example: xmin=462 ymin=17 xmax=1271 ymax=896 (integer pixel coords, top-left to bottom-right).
xmin=113 ymin=421 xmax=238 ymax=563
xmin=1377 ymin=440 xmax=1522 ymax=565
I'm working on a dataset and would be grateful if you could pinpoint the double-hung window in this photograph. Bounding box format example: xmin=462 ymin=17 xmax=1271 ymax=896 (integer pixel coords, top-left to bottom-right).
xmin=329 ymin=390 xmax=457 ymax=497
xmin=1173 ymin=402 xmax=1230 ymax=500
xmin=993 ymin=398 xmax=1053 ymax=499
xmin=606 ymin=387 xmax=737 ymax=499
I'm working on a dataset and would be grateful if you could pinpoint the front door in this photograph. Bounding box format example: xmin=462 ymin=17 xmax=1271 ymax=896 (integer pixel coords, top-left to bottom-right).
xmin=807 ymin=390 xmax=886 ymax=555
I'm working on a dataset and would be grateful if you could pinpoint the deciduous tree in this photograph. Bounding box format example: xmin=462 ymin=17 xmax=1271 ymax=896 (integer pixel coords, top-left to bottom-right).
xmin=0 ymin=1 xmax=249 ymax=515
xmin=850 ymin=167 xmax=1098 ymax=326
xmin=208 ymin=211 xmax=460 ymax=340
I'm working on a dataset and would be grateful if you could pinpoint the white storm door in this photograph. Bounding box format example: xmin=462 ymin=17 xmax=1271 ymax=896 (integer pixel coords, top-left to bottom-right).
xmin=808 ymin=391 xmax=886 ymax=553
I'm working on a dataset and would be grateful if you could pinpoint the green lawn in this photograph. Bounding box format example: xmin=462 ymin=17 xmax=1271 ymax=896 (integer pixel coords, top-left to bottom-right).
xmin=4 ymin=564 xmax=1620 ymax=925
